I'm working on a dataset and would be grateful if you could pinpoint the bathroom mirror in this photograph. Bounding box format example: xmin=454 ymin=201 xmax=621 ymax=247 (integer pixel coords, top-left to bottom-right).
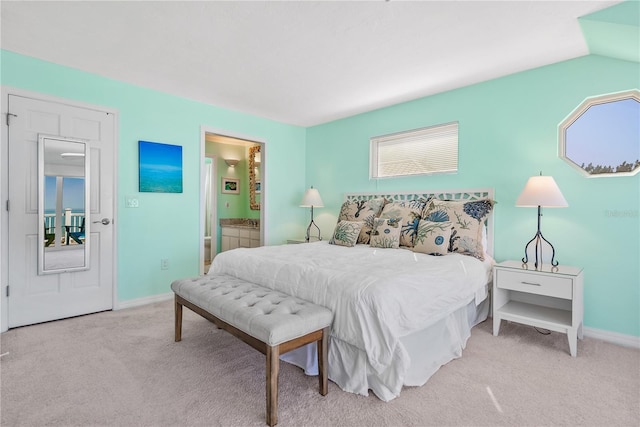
xmin=249 ymin=145 xmax=261 ymax=210
xmin=38 ymin=135 xmax=90 ymax=274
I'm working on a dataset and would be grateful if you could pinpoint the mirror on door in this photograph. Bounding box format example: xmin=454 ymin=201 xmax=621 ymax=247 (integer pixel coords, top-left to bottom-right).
xmin=38 ymin=135 xmax=90 ymax=274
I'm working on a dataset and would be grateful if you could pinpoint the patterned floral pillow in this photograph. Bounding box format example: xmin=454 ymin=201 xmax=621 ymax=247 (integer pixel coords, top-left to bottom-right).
xmin=422 ymin=199 xmax=494 ymax=260
xmin=379 ymin=199 xmax=429 ymax=247
xmin=369 ymin=218 xmax=402 ymax=249
xmin=337 ymin=198 xmax=386 ymax=244
xmin=329 ymin=220 xmax=365 ymax=247
xmin=413 ymin=220 xmax=452 ymax=256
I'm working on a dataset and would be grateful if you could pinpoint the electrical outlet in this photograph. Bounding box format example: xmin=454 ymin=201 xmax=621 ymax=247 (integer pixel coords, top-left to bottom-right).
xmin=160 ymin=259 xmax=169 ymax=270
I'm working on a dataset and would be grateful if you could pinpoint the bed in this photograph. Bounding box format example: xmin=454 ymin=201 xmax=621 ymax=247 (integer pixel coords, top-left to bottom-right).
xmin=209 ymin=189 xmax=495 ymax=402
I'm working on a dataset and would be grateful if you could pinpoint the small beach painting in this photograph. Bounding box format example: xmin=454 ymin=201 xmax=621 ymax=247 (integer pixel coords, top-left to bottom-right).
xmin=139 ymin=141 xmax=183 ymax=193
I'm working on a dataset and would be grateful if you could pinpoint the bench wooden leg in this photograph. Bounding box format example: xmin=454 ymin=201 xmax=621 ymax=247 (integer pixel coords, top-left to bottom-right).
xmin=175 ymin=296 xmax=183 ymax=342
xmin=173 ymin=292 xmax=329 ymax=426
xmin=318 ymin=327 xmax=329 ymax=396
xmin=266 ymin=344 xmax=280 ymax=426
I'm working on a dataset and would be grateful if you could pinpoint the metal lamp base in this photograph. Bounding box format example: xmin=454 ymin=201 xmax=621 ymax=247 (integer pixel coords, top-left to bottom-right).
xmin=305 ymin=206 xmax=322 ymax=243
xmin=522 ymin=206 xmax=558 ymax=269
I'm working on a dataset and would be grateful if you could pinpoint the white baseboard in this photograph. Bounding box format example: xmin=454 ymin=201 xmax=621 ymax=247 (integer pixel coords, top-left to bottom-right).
xmin=115 ymin=292 xmax=173 ymax=310
xmin=583 ymin=327 xmax=640 ymax=349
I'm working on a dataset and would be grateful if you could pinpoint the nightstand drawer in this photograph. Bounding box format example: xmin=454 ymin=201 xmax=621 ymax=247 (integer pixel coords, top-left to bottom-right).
xmin=496 ymin=270 xmax=572 ymax=299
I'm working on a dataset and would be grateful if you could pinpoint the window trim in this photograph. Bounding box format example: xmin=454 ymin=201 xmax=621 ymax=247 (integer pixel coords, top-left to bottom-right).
xmin=558 ymin=89 xmax=640 ymax=178
xmin=369 ymin=121 xmax=459 ymax=179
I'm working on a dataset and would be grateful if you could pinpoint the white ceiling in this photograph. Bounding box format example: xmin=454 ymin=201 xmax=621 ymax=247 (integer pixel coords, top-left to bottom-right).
xmin=0 ymin=0 xmax=620 ymax=127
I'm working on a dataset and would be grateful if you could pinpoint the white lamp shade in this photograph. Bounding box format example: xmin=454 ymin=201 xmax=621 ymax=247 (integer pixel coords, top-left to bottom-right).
xmin=300 ymin=187 xmax=324 ymax=207
xmin=516 ymin=176 xmax=568 ymax=207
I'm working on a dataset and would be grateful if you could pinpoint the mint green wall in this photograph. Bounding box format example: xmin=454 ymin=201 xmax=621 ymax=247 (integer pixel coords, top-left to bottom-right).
xmin=1 ymin=50 xmax=306 ymax=302
xmin=306 ymin=55 xmax=640 ymax=337
xmin=205 ymin=142 xmax=251 ymax=219
xmin=579 ymin=1 xmax=640 ymax=64
xmin=2 ymin=49 xmax=638 ymax=337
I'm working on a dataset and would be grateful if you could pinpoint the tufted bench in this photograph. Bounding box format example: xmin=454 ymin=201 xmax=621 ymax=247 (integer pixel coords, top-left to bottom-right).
xmin=171 ymin=273 xmax=333 ymax=426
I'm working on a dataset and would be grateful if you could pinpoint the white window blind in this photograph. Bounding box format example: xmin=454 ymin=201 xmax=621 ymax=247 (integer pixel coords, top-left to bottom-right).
xmin=370 ymin=122 xmax=458 ymax=178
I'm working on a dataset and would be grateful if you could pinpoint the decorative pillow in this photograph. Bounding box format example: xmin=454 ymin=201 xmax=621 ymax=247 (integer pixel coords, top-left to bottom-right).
xmin=413 ymin=221 xmax=452 ymax=256
xmin=337 ymin=198 xmax=386 ymax=244
xmin=422 ymin=198 xmax=494 ymax=260
xmin=379 ymin=199 xmax=429 ymax=247
xmin=329 ymin=220 xmax=365 ymax=247
xmin=369 ymin=218 xmax=402 ymax=249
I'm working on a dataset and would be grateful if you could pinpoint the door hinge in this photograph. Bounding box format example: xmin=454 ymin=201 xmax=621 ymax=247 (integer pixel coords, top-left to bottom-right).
xmin=5 ymin=200 xmax=9 ymax=212
xmin=6 ymin=113 xmax=17 ymax=126
xmin=6 ymin=286 xmax=9 ymax=297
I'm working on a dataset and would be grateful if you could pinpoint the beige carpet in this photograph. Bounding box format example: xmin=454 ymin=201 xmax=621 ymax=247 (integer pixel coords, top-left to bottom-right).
xmin=1 ymin=300 xmax=638 ymax=426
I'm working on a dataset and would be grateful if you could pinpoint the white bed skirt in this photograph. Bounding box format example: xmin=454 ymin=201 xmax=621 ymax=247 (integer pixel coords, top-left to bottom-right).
xmin=280 ymin=295 xmax=490 ymax=401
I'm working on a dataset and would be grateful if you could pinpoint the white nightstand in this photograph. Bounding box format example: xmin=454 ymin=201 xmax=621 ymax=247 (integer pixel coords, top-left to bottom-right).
xmin=492 ymin=260 xmax=584 ymax=357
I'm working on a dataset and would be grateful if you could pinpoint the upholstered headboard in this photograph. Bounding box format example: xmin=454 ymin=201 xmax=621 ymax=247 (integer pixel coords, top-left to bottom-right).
xmin=344 ymin=188 xmax=495 ymax=257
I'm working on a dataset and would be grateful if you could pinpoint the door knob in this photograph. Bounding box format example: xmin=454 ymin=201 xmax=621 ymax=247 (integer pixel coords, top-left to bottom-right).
xmin=93 ymin=218 xmax=111 ymax=225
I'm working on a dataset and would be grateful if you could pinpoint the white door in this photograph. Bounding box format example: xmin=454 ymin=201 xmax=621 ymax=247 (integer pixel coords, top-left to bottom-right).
xmin=7 ymin=94 xmax=115 ymax=328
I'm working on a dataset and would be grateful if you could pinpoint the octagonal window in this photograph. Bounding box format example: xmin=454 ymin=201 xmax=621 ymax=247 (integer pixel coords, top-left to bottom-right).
xmin=559 ymin=90 xmax=640 ymax=177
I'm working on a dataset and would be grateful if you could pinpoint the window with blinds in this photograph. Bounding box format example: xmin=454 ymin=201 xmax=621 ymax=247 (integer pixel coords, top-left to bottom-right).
xmin=370 ymin=122 xmax=458 ymax=178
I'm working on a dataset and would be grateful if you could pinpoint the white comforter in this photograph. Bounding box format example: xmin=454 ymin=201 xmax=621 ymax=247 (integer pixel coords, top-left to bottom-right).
xmin=211 ymin=242 xmax=492 ymax=378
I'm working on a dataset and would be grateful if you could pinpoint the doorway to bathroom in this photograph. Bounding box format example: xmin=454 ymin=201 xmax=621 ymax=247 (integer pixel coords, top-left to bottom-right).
xmin=201 ymin=129 xmax=264 ymax=274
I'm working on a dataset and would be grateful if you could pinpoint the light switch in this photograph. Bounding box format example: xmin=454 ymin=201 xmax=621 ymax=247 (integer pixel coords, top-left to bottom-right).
xmin=126 ymin=197 xmax=139 ymax=208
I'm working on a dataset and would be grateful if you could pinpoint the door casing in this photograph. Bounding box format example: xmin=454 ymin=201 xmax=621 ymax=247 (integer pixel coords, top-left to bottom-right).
xmin=199 ymin=126 xmax=267 ymax=275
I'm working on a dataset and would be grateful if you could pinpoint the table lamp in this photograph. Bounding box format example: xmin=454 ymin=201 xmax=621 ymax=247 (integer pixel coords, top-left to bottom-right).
xmin=300 ymin=186 xmax=324 ymax=242
xmin=515 ymin=174 xmax=568 ymax=268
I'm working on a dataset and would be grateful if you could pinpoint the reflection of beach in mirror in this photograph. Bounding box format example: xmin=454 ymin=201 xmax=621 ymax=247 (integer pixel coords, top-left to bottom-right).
xmin=44 ymin=176 xmax=86 ymax=235
xmin=45 ymin=176 xmax=85 ymax=210
xmin=44 ymin=176 xmax=86 ymax=246
xmin=40 ymin=135 xmax=89 ymax=274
